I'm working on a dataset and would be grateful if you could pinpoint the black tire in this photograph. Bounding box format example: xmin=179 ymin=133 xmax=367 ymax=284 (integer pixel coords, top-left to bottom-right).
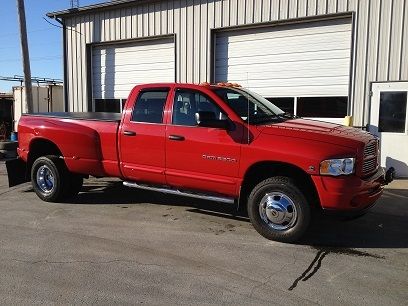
xmin=65 ymin=173 xmax=84 ymax=198
xmin=247 ymin=176 xmax=311 ymax=243
xmin=31 ymin=155 xmax=68 ymax=202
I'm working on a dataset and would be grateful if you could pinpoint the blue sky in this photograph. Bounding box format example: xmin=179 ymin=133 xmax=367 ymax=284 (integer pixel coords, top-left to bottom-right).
xmin=0 ymin=0 xmax=102 ymax=92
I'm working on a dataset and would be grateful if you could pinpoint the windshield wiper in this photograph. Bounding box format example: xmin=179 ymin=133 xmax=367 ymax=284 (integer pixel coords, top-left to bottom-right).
xmin=277 ymin=112 xmax=297 ymax=119
xmin=250 ymin=114 xmax=283 ymax=124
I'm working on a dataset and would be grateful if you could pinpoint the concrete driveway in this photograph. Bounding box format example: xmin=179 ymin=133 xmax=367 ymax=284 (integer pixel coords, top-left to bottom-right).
xmin=0 ymin=162 xmax=407 ymax=305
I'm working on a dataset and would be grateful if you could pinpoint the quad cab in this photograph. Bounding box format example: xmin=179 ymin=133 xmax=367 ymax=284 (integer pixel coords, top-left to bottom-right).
xmin=7 ymin=83 xmax=394 ymax=243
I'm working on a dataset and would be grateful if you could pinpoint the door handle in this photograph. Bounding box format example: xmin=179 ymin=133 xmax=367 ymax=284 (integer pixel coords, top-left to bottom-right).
xmin=123 ymin=130 xmax=136 ymax=136
xmin=168 ymin=135 xmax=185 ymax=141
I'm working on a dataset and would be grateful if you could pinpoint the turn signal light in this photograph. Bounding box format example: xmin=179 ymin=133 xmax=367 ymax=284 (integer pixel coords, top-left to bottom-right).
xmin=320 ymin=158 xmax=355 ymax=176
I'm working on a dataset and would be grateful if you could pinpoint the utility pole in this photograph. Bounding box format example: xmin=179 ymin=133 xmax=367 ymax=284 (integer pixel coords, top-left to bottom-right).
xmin=16 ymin=0 xmax=33 ymax=113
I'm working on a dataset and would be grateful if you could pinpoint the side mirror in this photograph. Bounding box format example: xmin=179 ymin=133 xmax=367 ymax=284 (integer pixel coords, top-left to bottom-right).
xmin=195 ymin=111 xmax=230 ymax=130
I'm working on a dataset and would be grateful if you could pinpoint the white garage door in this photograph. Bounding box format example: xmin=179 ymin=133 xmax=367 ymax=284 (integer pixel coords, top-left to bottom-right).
xmin=215 ymin=19 xmax=352 ymax=98
xmin=92 ymin=37 xmax=175 ymax=103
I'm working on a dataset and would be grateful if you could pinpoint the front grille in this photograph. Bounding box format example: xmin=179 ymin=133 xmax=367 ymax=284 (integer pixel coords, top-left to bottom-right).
xmin=362 ymin=139 xmax=379 ymax=176
xmin=362 ymin=158 xmax=377 ymax=173
xmin=364 ymin=141 xmax=377 ymax=157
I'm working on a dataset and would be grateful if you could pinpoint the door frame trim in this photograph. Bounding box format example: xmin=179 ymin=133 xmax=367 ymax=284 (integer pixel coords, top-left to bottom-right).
xmin=368 ymin=81 xmax=408 ymax=133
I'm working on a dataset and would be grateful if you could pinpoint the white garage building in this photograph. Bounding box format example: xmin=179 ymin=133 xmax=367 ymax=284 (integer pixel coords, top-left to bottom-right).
xmin=48 ymin=0 xmax=408 ymax=176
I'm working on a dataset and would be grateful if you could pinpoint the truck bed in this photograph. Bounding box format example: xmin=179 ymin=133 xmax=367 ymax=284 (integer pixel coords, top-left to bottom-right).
xmin=23 ymin=112 xmax=122 ymax=122
xmin=18 ymin=112 xmax=121 ymax=178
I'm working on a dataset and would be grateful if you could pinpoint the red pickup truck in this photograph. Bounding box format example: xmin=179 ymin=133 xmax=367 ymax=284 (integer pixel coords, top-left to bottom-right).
xmin=7 ymin=83 xmax=393 ymax=242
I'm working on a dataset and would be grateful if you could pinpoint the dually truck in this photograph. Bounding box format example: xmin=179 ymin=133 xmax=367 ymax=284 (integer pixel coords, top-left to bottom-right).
xmin=7 ymin=83 xmax=394 ymax=243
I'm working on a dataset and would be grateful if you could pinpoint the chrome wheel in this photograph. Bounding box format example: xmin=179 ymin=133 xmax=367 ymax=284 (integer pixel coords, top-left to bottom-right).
xmin=36 ymin=165 xmax=55 ymax=194
xmin=259 ymin=192 xmax=297 ymax=231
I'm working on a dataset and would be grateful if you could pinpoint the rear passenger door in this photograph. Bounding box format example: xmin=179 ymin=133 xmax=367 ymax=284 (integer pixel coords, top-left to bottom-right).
xmin=119 ymin=88 xmax=169 ymax=185
xmin=165 ymin=88 xmax=242 ymax=196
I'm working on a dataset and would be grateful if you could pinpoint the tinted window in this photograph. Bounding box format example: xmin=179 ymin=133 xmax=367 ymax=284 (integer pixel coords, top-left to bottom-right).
xmin=266 ymin=97 xmax=295 ymax=114
xmin=297 ymin=97 xmax=348 ymax=118
xmin=213 ymin=87 xmax=284 ymax=122
xmin=131 ymin=90 xmax=168 ymax=123
xmin=172 ymin=89 xmax=224 ymax=126
xmin=379 ymin=91 xmax=407 ymax=133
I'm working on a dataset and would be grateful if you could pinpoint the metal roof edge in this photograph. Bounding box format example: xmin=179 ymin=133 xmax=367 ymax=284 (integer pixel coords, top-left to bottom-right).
xmin=46 ymin=0 xmax=142 ymax=18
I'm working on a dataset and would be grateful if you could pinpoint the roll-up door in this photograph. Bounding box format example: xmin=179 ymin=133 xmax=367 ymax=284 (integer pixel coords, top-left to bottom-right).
xmin=91 ymin=37 xmax=175 ymax=111
xmin=215 ymin=19 xmax=352 ymax=98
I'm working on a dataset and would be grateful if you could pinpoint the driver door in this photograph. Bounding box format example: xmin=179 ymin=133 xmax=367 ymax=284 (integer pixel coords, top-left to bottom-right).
xmin=165 ymin=88 xmax=243 ymax=196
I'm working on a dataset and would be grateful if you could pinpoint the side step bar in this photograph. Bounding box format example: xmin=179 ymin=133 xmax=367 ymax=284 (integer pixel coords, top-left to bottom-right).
xmin=123 ymin=181 xmax=235 ymax=204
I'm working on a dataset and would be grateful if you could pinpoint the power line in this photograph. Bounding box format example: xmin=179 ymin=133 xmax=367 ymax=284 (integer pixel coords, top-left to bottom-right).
xmin=0 ymin=40 xmax=62 ymax=50
xmin=0 ymin=19 xmax=84 ymax=39
xmin=42 ymin=17 xmax=63 ymax=29
xmin=42 ymin=17 xmax=83 ymax=35
xmin=0 ymin=28 xmax=54 ymax=38
xmin=0 ymin=55 xmax=62 ymax=63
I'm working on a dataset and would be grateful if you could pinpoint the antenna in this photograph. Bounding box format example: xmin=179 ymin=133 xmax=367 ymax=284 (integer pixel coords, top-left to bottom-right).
xmin=70 ymin=0 xmax=79 ymax=8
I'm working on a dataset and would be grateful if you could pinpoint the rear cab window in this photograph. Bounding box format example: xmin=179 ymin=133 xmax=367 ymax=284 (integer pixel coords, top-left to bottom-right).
xmin=131 ymin=90 xmax=169 ymax=123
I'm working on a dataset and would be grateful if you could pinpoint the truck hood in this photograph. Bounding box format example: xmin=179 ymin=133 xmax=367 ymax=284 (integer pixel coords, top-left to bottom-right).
xmin=257 ymin=118 xmax=374 ymax=148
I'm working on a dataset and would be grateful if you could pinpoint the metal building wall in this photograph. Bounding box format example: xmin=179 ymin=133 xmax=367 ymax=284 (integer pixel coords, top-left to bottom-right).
xmin=64 ymin=0 xmax=408 ymax=126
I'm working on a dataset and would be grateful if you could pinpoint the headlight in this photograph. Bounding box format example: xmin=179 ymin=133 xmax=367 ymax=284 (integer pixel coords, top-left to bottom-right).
xmin=320 ymin=158 xmax=355 ymax=176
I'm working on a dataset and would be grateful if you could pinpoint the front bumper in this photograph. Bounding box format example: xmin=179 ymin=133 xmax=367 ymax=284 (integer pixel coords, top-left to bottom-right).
xmin=312 ymin=167 xmax=391 ymax=213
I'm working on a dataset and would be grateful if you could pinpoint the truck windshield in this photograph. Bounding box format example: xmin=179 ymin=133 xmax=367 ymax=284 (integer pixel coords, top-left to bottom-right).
xmin=212 ymin=87 xmax=289 ymax=124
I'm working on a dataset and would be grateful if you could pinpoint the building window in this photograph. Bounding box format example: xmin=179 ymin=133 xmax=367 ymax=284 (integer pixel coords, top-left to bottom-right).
xmin=94 ymin=99 xmax=127 ymax=113
xmin=131 ymin=90 xmax=168 ymax=123
xmin=378 ymin=91 xmax=407 ymax=133
xmin=94 ymin=99 xmax=125 ymax=113
xmin=266 ymin=97 xmax=295 ymax=114
xmin=297 ymin=97 xmax=348 ymax=118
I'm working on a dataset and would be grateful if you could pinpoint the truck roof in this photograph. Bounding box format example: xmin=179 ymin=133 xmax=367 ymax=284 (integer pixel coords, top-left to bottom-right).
xmin=133 ymin=82 xmax=243 ymax=90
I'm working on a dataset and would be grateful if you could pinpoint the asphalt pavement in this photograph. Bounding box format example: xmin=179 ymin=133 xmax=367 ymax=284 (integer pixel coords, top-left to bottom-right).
xmin=0 ymin=162 xmax=407 ymax=305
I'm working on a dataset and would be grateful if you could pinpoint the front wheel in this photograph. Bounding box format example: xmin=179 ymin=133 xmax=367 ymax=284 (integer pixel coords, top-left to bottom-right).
xmin=247 ymin=176 xmax=311 ymax=243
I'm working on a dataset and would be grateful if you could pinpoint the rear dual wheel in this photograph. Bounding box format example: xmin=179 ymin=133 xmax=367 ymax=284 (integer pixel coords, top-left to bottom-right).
xmin=247 ymin=176 xmax=311 ymax=243
xmin=31 ymin=155 xmax=83 ymax=202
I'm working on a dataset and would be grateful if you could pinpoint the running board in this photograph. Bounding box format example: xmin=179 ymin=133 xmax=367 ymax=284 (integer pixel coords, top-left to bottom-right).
xmin=123 ymin=181 xmax=235 ymax=204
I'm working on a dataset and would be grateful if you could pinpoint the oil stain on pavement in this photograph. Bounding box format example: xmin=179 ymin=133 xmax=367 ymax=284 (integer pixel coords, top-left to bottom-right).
xmin=288 ymin=246 xmax=385 ymax=291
